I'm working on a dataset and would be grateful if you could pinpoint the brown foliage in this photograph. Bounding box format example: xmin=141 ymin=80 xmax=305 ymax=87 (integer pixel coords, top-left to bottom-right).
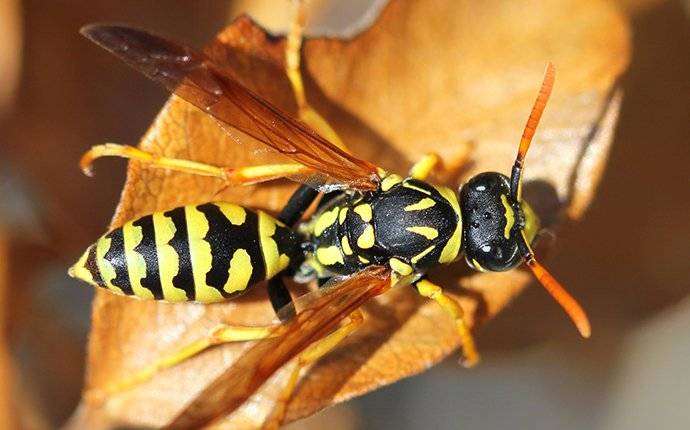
xmin=68 ymin=0 xmax=629 ymax=428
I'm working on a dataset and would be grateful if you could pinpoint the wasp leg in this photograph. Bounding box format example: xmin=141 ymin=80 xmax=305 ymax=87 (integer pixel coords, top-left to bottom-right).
xmin=85 ymin=323 xmax=278 ymax=404
xmin=268 ymin=276 xmax=297 ymax=322
xmin=80 ymin=143 xmax=309 ymax=183
xmin=278 ymin=183 xmax=320 ymax=226
xmin=409 ymin=141 xmax=475 ymax=181
xmin=413 ymin=278 xmax=479 ymax=367
xmin=262 ymin=308 xmax=364 ymax=430
xmin=409 ymin=153 xmax=442 ymax=180
xmin=285 ymin=1 xmax=348 ymax=153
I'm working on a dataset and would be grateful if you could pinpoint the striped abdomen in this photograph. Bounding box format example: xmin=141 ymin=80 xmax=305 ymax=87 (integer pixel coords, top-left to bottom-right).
xmin=70 ymin=203 xmax=302 ymax=303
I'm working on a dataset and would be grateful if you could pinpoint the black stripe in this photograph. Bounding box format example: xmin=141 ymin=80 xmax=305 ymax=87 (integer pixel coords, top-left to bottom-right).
xmin=273 ymin=223 xmax=303 ymax=266
xmin=84 ymin=244 xmax=105 ymax=288
xmin=104 ymin=228 xmax=133 ymax=295
xmin=132 ymin=215 xmax=164 ymax=300
xmin=197 ymin=203 xmax=265 ymax=296
xmin=164 ymin=207 xmax=195 ymax=301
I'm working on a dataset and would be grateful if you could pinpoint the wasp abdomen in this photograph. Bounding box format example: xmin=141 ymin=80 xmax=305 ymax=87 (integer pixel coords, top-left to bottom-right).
xmin=70 ymin=203 xmax=302 ymax=303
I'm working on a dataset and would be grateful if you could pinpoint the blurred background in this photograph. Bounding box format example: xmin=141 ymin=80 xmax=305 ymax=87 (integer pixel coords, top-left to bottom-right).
xmin=0 ymin=0 xmax=688 ymax=429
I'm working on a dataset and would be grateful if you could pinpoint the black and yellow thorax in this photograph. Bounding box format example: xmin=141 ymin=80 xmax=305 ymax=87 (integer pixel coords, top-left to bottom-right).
xmin=305 ymin=175 xmax=462 ymax=278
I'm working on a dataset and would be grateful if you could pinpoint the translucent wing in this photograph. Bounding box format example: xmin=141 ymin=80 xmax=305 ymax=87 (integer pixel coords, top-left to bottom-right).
xmin=167 ymin=266 xmax=391 ymax=429
xmin=80 ymin=24 xmax=380 ymax=191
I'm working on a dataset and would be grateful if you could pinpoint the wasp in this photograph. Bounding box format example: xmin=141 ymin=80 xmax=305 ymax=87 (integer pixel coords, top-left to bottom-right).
xmin=71 ymin=16 xmax=590 ymax=429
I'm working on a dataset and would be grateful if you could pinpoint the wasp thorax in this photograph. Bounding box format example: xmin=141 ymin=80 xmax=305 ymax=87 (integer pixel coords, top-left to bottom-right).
xmin=459 ymin=172 xmax=538 ymax=272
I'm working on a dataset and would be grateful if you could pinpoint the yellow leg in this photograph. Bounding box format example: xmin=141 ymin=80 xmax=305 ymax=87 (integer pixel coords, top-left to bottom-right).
xmin=80 ymin=143 xmax=309 ymax=184
xmin=85 ymin=323 xmax=277 ymax=405
xmin=285 ymin=0 xmax=349 ymax=153
xmin=409 ymin=141 xmax=475 ymax=181
xmin=409 ymin=153 xmax=442 ymax=180
xmin=262 ymin=309 xmax=364 ymax=429
xmin=414 ymin=278 xmax=479 ymax=367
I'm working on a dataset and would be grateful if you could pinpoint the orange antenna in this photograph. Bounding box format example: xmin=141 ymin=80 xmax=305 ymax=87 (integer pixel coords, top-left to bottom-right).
xmin=520 ymin=231 xmax=591 ymax=338
xmin=510 ymin=62 xmax=556 ymax=201
xmin=510 ymin=64 xmax=589 ymax=338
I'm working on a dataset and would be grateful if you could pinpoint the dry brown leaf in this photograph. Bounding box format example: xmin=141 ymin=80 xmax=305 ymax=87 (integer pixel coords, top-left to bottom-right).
xmin=0 ymin=229 xmax=15 ymax=427
xmin=0 ymin=0 xmax=21 ymax=114
xmin=67 ymin=0 xmax=629 ymax=428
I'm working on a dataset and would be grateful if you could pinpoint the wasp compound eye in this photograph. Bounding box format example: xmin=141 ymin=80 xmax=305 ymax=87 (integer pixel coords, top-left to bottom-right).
xmin=470 ymin=239 xmax=521 ymax=272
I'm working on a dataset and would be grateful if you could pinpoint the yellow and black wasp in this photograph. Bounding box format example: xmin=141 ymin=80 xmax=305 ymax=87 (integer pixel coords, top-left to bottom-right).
xmin=70 ymin=18 xmax=591 ymax=429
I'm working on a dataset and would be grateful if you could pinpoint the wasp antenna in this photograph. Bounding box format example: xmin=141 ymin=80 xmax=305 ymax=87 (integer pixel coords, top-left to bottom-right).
xmin=510 ymin=62 xmax=556 ymax=201
xmin=525 ymin=254 xmax=591 ymax=338
xmin=518 ymin=63 xmax=555 ymax=164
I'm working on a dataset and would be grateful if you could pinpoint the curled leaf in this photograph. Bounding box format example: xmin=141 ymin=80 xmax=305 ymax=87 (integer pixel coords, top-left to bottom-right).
xmin=68 ymin=0 xmax=629 ymax=428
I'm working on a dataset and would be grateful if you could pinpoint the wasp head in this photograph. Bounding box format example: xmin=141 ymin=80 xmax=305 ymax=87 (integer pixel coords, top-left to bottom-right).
xmin=459 ymin=172 xmax=539 ymax=272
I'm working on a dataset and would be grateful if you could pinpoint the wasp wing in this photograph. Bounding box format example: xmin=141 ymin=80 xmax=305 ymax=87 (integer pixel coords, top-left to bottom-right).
xmin=80 ymin=24 xmax=380 ymax=191
xmin=166 ymin=266 xmax=391 ymax=429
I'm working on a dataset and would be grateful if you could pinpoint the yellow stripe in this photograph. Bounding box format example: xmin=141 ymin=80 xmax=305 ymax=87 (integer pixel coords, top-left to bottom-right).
xmin=122 ymin=221 xmax=154 ymax=300
xmin=95 ymin=234 xmax=121 ymax=294
xmin=403 ymin=181 xmax=432 ymax=195
xmin=258 ymin=211 xmax=290 ymax=280
xmin=185 ymin=205 xmax=223 ymax=303
xmin=500 ymin=194 xmax=516 ymax=240
xmin=434 ymin=184 xmax=462 ymax=264
xmin=353 ymin=204 xmax=373 ymax=222
xmin=217 ymin=203 xmax=246 ymax=225
xmin=357 ymin=224 xmax=375 ymax=249
xmin=411 ymin=245 xmax=436 ymax=264
xmin=358 ymin=255 xmax=370 ymax=264
xmin=341 ymin=235 xmax=353 ymax=255
xmin=69 ymin=247 xmax=95 ymax=286
xmin=153 ymin=212 xmax=187 ymax=302
xmin=314 ymin=207 xmax=339 ymax=237
xmin=439 ymin=222 xmax=462 ymax=264
xmin=225 ymin=249 xmax=253 ymax=294
xmin=433 ymin=185 xmax=460 ymax=215
xmin=404 ymin=197 xmax=436 ymax=211
xmin=389 ymin=258 xmax=413 ymax=275
xmin=406 ymin=226 xmax=439 ymax=240
xmin=316 ymin=246 xmax=344 ymax=266
xmin=381 ymin=174 xmax=403 ymax=191
xmin=338 ymin=207 xmax=348 ymax=224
